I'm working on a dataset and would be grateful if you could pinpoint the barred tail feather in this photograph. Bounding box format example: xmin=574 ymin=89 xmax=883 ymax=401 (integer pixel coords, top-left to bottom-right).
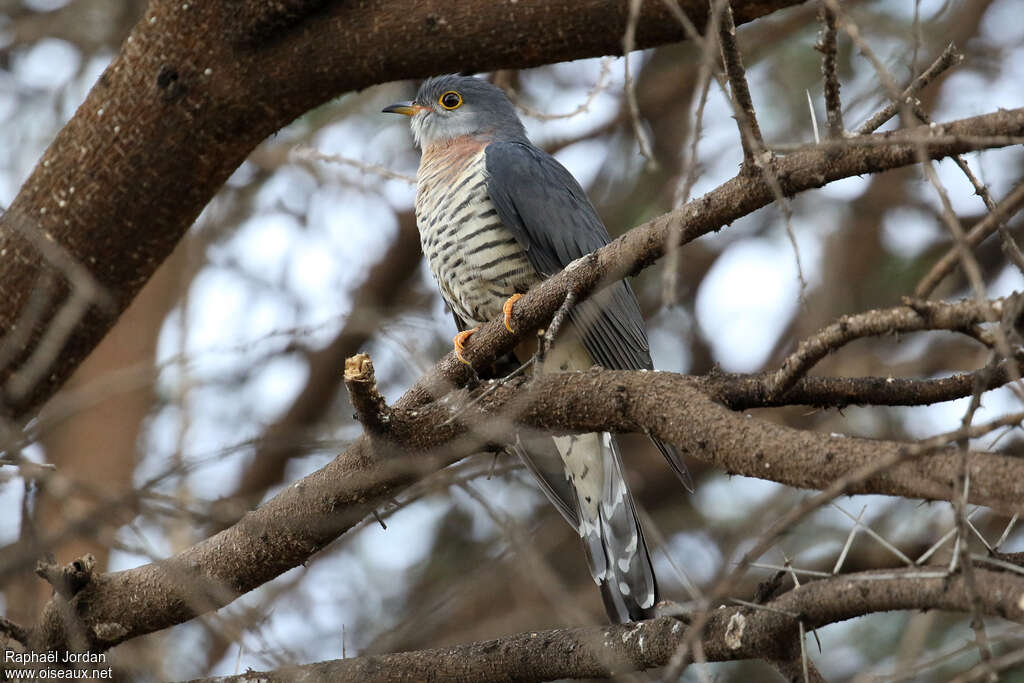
xmin=555 ymin=432 xmax=658 ymax=623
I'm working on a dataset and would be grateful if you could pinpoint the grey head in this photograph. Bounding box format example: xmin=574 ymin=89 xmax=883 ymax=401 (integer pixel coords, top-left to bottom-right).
xmin=383 ymin=74 xmax=528 ymax=149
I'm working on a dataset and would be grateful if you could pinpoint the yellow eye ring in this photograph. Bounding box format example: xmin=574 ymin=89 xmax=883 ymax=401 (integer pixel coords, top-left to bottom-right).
xmin=439 ymin=90 xmax=463 ymax=110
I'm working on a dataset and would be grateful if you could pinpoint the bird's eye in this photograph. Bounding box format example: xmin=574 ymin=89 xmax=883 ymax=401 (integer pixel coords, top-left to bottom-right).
xmin=439 ymin=91 xmax=463 ymax=110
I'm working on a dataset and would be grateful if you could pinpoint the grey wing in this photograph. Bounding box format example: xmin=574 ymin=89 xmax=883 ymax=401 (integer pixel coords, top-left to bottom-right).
xmin=485 ymin=141 xmax=692 ymax=491
xmin=485 ymin=141 xmax=650 ymax=371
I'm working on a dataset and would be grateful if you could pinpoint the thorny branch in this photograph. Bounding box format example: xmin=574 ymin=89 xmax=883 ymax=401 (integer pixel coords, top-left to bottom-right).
xmin=708 ymin=361 xmax=1024 ymax=410
xmin=855 ymin=42 xmax=962 ymax=135
xmin=667 ymin=406 xmax=1024 ymax=672
xmin=815 ymin=1 xmax=844 ymax=138
xmin=765 ymin=295 xmax=1018 ymax=399
xmin=833 ymin=12 xmax=1024 ymax=671
xmin=715 ymin=0 xmax=765 ymax=166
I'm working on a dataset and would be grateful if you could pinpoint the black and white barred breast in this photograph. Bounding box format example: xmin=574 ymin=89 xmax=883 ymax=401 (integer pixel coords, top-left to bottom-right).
xmin=415 ymin=139 xmax=537 ymax=327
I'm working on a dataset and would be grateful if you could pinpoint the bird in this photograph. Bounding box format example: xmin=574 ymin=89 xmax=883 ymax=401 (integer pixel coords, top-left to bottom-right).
xmin=384 ymin=74 xmax=692 ymax=623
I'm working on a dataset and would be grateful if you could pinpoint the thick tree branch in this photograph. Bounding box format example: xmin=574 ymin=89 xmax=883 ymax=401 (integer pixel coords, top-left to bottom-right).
xmin=419 ymin=370 xmax=1024 ymax=515
xmin=0 ymin=0 xmax=805 ymax=418
xmin=705 ymin=361 xmax=1023 ymax=410
xmin=179 ymin=567 xmax=1024 ymax=682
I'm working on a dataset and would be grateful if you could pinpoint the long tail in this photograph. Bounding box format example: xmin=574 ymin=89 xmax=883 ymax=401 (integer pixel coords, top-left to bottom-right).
xmin=553 ymin=432 xmax=658 ymax=622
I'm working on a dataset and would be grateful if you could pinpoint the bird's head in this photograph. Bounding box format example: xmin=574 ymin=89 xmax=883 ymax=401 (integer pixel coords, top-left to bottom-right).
xmin=383 ymin=74 xmax=527 ymax=149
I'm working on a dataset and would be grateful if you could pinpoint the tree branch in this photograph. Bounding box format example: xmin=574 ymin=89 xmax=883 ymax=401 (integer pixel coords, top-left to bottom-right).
xmin=716 ymin=0 xmax=766 ymax=165
xmin=764 ymin=295 xmax=1015 ymax=399
xmin=424 ymin=370 xmax=1024 ymax=515
xmin=815 ymin=1 xmax=844 ymax=138
xmin=856 ymin=42 xmax=962 ymax=135
xmin=179 ymin=567 xmax=1024 ymax=682
xmin=916 ymin=180 xmax=1024 ymax=298
xmin=705 ymin=361 xmax=1024 ymax=410
xmin=344 ymin=353 xmax=393 ymax=436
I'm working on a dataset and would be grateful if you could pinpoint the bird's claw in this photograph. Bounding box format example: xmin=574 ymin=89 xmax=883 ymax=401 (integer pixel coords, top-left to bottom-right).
xmin=503 ymin=293 xmax=523 ymax=334
xmin=453 ymin=327 xmax=480 ymax=365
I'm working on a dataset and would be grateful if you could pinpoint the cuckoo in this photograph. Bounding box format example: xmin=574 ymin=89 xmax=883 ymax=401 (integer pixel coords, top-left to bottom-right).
xmin=384 ymin=74 xmax=692 ymax=622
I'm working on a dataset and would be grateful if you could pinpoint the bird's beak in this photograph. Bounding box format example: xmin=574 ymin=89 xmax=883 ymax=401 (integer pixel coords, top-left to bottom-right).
xmin=382 ymin=101 xmax=427 ymax=116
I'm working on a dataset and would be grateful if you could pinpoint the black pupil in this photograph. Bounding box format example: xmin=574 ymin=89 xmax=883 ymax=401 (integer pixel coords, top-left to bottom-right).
xmin=443 ymin=93 xmax=459 ymax=107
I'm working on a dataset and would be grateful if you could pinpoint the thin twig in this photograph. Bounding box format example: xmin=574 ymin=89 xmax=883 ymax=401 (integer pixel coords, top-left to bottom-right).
xmin=661 ymin=0 xmax=721 ymax=304
xmin=671 ymin=409 xmax=1024 ymax=672
xmin=856 ymin=42 xmax=962 ymax=135
xmin=832 ymin=502 xmax=914 ymax=566
xmin=292 ymin=146 xmax=416 ymax=184
xmin=831 ymin=4 xmax=1005 ymax=668
xmin=911 ymin=107 xmax=1024 ymax=279
xmin=835 ymin=0 xmax=1021 ymax=408
xmin=441 ymin=356 xmax=535 ymax=428
xmin=965 ymin=512 xmax=994 ymax=553
xmin=993 ymin=514 xmax=1018 ymax=550
xmin=915 ymin=509 xmax=980 ymax=566
xmin=505 ymin=58 xmax=615 ymax=121
xmin=916 ymin=181 xmax=1024 ymax=298
xmin=831 ymin=504 xmax=866 ymax=574
xmin=715 ymin=0 xmax=765 ymax=165
xmin=623 ymin=0 xmax=658 ymax=171
xmin=751 ymin=563 xmax=831 ymax=579
xmin=537 ymin=290 xmax=578 ymax=373
xmin=815 ymin=1 xmax=844 ymax=138
xmin=950 ymin=648 xmax=1024 ymax=683
xmin=951 ymin=357 xmax=999 ymax=678
xmin=769 ymin=131 xmax=1024 ymax=155
xmin=910 ymin=0 xmax=923 ymax=77
xmin=728 ymin=597 xmax=799 ymax=618
xmin=0 ymin=616 xmax=28 ymax=645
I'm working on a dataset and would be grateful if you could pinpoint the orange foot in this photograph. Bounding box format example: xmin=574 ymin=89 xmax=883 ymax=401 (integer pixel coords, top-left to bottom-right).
xmin=453 ymin=327 xmax=480 ymax=365
xmin=503 ymin=293 xmax=524 ymax=333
